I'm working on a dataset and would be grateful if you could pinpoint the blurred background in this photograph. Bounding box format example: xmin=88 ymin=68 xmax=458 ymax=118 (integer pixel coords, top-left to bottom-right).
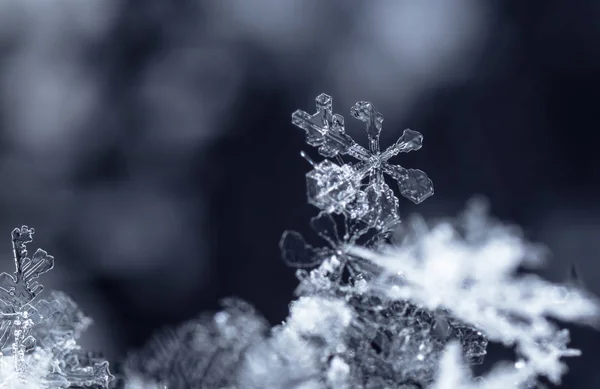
xmin=0 ymin=0 xmax=599 ymax=387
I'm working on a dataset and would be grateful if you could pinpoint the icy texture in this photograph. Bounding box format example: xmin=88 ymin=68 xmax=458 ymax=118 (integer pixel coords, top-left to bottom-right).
xmin=277 ymin=95 xmax=485 ymax=388
xmin=0 ymin=226 xmax=114 ymax=388
xmin=236 ymin=294 xmax=484 ymax=389
xmin=292 ymin=93 xmax=433 ymax=230
xmin=275 ymin=257 xmax=488 ymax=388
xmin=350 ymin=199 xmax=600 ymax=387
xmin=124 ymin=298 xmax=269 ymax=389
xmin=126 ymin=94 xmax=598 ymax=389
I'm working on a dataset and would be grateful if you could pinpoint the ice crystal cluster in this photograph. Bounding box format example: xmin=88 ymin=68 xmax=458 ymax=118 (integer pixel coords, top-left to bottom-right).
xmin=0 ymin=226 xmax=114 ymax=389
xmin=124 ymin=94 xmax=599 ymax=389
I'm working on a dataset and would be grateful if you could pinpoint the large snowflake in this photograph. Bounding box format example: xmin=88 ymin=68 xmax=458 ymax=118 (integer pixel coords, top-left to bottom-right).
xmin=351 ymin=200 xmax=600 ymax=387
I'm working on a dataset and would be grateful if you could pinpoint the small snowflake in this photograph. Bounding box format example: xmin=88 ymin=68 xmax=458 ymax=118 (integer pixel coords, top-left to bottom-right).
xmin=292 ymin=93 xmax=433 ymax=230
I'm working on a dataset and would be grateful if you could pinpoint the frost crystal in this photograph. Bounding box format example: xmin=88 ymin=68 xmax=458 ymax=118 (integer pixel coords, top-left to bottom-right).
xmin=0 ymin=226 xmax=114 ymax=388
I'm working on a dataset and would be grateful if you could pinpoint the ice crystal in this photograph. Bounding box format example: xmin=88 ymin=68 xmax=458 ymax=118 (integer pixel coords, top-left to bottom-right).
xmin=0 ymin=226 xmax=114 ymax=388
xmin=292 ymin=93 xmax=433 ymax=230
xmin=350 ymin=199 xmax=600 ymax=387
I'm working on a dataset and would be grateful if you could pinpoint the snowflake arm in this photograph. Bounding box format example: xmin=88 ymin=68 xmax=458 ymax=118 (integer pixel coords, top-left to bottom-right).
xmin=0 ymin=226 xmax=54 ymax=311
xmin=292 ymin=94 xmax=370 ymax=160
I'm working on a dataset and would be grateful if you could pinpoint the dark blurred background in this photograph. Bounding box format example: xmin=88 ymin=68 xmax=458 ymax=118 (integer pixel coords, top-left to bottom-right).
xmin=0 ymin=0 xmax=599 ymax=387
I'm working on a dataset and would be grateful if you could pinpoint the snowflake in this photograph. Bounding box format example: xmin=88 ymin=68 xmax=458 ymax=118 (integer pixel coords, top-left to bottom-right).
xmin=0 ymin=226 xmax=114 ymax=388
xmin=292 ymin=93 xmax=433 ymax=230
